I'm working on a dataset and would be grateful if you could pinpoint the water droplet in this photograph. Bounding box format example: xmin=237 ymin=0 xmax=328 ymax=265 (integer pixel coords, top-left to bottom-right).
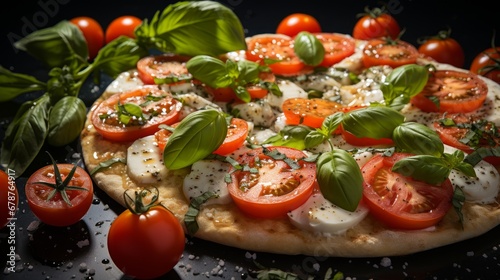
xmin=92 ymin=198 xmax=101 ymax=205
xmin=101 ymin=258 xmax=110 ymax=264
xmin=95 ymin=221 xmax=104 ymax=227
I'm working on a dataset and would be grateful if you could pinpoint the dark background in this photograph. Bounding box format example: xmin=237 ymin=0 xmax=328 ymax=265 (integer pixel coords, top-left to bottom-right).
xmin=1 ymin=1 xmax=500 ymax=280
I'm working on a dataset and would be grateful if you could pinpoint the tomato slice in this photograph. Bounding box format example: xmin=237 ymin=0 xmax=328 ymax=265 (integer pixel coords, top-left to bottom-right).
xmin=340 ymin=126 xmax=394 ymax=147
xmin=246 ymin=34 xmax=306 ymax=76
xmin=362 ymin=39 xmax=419 ymax=68
xmin=213 ymin=118 xmax=249 ymax=156
xmin=25 ymin=164 xmax=94 ymax=227
xmin=91 ymin=86 xmax=182 ymax=142
xmin=410 ymin=70 xmax=488 ymax=113
xmin=314 ymin=33 xmax=356 ymax=67
xmin=361 ymin=153 xmax=453 ymax=230
xmin=282 ymin=98 xmax=344 ymax=129
xmin=433 ymin=114 xmax=500 ymax=165
xmin=227 ymin=146 xmax=316 ymax=219
xmin=204 ymin=72 xmax=276 ymax=102
xmin=137 ymin=54 xmax=192 ymax=85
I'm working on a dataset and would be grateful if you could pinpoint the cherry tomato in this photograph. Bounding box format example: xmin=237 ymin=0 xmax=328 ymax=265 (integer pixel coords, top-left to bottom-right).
xmin=108 ymin=189 xmax=185 ymax=279
xmin=433 ymin=114 xmax=500 ymax=165
xmin=91 ymin=86 xmax=182 ymax=142
xmin=353 ymin=7 xmax=400 ymax=40
xmin=227 ymin=146 xmax=316 ymax=219
xmin=340 ymin=126 xmax=394 ymax=147
xmin=105 ymin=15 xmax=142 ymax=44
xmin=362 ymin=38 xmax=419 ymax=68
xmin=0 ymin=169 xmax=18 ymax=229
xmin=417 ymin=30 xmax=465 ymax=68
xmin=276 ymin=13 xmax=322 ymax=37
xmin=70 ymin=17 xmax=104 ymax=60
xmin=213 ymin=118 xmax=249 ymax=156
xmin=470 ymin=47 xmax=500 ymax=84
xmin=246 ymin=34 xmax=307 ymax=76
xmin=361 ymin=153 xmax=453 ymax=230
xmin=282 ymin=98 xmax=344 ymax=129
xmin=315 ymin=33 xmax=356 ymax=67
xmin=25 ymin=163 xmax=93 ymax=227
xmin=410 ymin=70 xmax=488 ymax=113
xmin=137 ymin=54 xmax=192 ymax=85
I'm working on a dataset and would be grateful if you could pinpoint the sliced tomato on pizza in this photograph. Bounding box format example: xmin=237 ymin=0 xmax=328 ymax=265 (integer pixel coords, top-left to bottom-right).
xmin=137 ymin=53 xmax=192 ymax=85
xmin=282 ymin=98 xmax=345 ymax=129
xmin=361 ymin=153 xmax=454 ymax=230
xmin=227 ymin=146 xmax=316 ymax=219
xmin=433 ymin=113 xmax=500 ymax=165
xmin=410 ymin=70 xmax=488 ymax=113
xmin=91 ymin=86 xmax=182 ymax=142
xmin=362 ymin=38 xmax=419 ymax=68
xmin=314 ymin=33 xmax=356 ymax=67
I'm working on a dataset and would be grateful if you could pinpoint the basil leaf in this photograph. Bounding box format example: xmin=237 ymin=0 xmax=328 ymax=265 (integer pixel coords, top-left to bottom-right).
xmin=342 ymin=106 xmax=404 ymax=139
xmin=14 ymin=20 xmax=87 ymax=69
xmin=392 ymin=155 xmax=450 ymax=185
xmin=304 ymin=130 xmax=327 ymax=149
xmin=393 ymin=122 xmax=444 ymax=157
xmin=380 ymin=64 xmax=428 ymax=109
xmin=185 ymin=55 xmax=232 ymax=88
xmin=316 ymin=149 xmax=363 ymax=211
xmin=294 ymin=32 xmax=325 ymax=66
xmin=163 ymin=109 xmax=227 ymax=169
xmin=0 ymin=66 xmax=46 ymax=102
xmin=92 ymin=36 xmax=149 ymax=78
xmin=47 ymin=96 xmax=87 ymax=147
xmin=90 ymin=157 xmax=127 ymax=175
xmin=184 ymin=191 xmax=218 ymax=235
xmin=263 ymin=125 xmax=313 ymax=150
xmin=47 ymin=66 xmax=77 ymax=101
xmin=135 ymin=1 xmax=246 ymax=57
xmin=0 ymin=94 xmax=51 ymax=178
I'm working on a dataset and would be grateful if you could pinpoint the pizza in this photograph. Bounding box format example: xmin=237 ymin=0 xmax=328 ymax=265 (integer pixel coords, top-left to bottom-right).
xmin=80 ymin=31 xmax=500 ymax=258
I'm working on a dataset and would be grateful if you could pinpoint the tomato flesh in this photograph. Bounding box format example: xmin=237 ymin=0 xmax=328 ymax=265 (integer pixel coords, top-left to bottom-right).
xmin=315 ymin=33 xmax=356 ymax=67
xmin=341 ymin=127 xmax=394 ymax=147
xmin=361 ymin=153 xmax=453 ymax=230
xmin=410 ymin=70 xmax=488 ymax=113
xmin=362 ymin=39 xmax=419 ymax=68
xmin=91 ymin=86 xmax=181 ymax=142
xmin=213 ymin=118 xmax=249 ymax=156
xmin=107 ymin=205 xmax=185 ymax=279
xmin=282 ymin=98 xmax=344 ymax=129
xmin=246 ymin=34 xmax=306 ymax=76
xmin=227 ymin=147 xmax=316 ymax=219
xmin=25 ymin=164 xmax=93 ymax=227
xmin=137 ymin=54 xmax=192 ymax=85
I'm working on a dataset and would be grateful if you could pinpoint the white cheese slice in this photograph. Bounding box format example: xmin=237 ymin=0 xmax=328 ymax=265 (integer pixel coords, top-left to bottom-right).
xmin=183 ymin=159 xmax=232 ymax=205
xmin=126 ymin=135 xmax=167 ymax=184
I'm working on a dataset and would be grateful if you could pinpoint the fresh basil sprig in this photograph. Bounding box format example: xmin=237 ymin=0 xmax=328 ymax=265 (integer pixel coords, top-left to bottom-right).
xmin=293 ymin=31 xmax=325 ymax=66
xmin=379 ymin=64 xmax=429 ymax=110
xmin=163 ymin=109 xmax=227 ymax=170
xmin=135 ymin=0 xmax=246 ymax=57
xmin=392 ymin=122 xmax=444 ymax=157
xmin=316 ymin=149 xmax=363 ymax=212
xmin=342 ymin=106 xmax=405 ymax=139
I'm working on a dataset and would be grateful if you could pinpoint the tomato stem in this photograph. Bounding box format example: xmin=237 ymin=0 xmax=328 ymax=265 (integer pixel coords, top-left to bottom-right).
xmin=123 ymin=187 xmax=159 ymax=215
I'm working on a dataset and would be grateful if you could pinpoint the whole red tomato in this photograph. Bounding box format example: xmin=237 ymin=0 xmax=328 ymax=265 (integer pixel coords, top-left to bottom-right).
xmin=470 ymin=47 xmax=500 ymax=84
xmin=353 ymin=6 xmax=400 ymax=40
xmin=276 ymin=13 xmax=322 ymax=37
xmin=105 ymin=15 xmax=142 ymax=44
xmin=69 ymin=16 xmax=104 ymax=60
xmin=107 ymin=188 xmax=185 ymax=279
xmin=417 ymin=29 xmax=465 ymax=68
xmin=0 ymin=169 xmax=18 ymax=229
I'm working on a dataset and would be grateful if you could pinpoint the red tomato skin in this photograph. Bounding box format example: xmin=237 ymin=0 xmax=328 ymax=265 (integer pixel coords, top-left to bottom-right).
xmin=282 ymin=98 xmax=344 ymax=129
xmin=25 ymin=164 xmax=93 ymax=227
xmin=136 ymin=54 xmax=191 ymax=85
xmin=105 ymin=15 xmax=142 ymax=44
xmin=70 ymin=17 xmax=104 ymax=60
xmin=276 ymin=13 xmax=322 ymax=37
xmin=227 ymin=147 xmax=316 ymax=219
xmin=340 ymin=127 xmax=394 ymax=147
xmin=410 ymin=70 xmax=488 ymax=113
xmin=213 ymin=118 xmax=249 ymax=156
xmin=353 ymin=13 xmax=400 ymax=40
xmin=361 ymin=153 xmax=453 ymax=230
xmin=0 ymin=169 xmax=18 ymax=229
xmin=107 ymin=206 xmax=185 ymax=279
xmin=418 ymin=37 xmax=465 ymax=68
xmin=362 ymin=39 xmax=419 ymax=68
xmin=314 ymin=33 xmax=356 ymax=67
xmin=91 ymin=86 xmax=181 ymax=142
xmin=470 ymin=47 xmax=500 ymax=84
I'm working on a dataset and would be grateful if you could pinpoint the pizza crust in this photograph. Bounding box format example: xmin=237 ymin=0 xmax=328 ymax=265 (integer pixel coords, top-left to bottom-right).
xmin=80 ymin=46 xmax=500 ymax=258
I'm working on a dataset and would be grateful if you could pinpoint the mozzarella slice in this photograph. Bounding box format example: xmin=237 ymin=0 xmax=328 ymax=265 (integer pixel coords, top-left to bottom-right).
xmin=265 ymin=79 xmax=309 ymax=109
xmin=183 ymin=159 xmax=232 ymax=205
xmin=231 ymin=101 xmax=276 ymax=127
xmin=288 ymin=193 xmax=369 ymax=235
xmin=127 ymin=135 xmax=167 ymax=184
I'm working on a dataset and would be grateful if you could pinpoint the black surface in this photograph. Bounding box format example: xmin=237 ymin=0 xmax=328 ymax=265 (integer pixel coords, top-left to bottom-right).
xmin=1 ymin=1 xmax=500 ymax=279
